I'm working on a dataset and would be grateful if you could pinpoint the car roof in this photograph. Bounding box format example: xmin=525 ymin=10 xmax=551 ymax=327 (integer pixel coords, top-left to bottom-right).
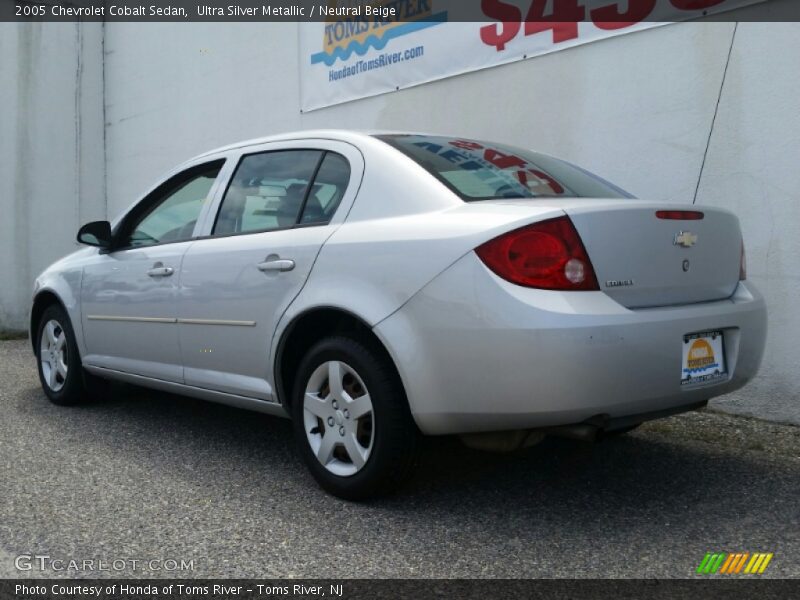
xmin=193 ymin=130 xmax=378 ymax=159
xmin=189 ymin=129 xmax=460 ymax=162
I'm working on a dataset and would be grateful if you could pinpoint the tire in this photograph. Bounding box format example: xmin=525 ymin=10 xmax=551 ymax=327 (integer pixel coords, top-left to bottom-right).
xmin=290 ymin=336 xmax=418 ymax=500
xmin=36 ymin=304 xmax=105 ymax=405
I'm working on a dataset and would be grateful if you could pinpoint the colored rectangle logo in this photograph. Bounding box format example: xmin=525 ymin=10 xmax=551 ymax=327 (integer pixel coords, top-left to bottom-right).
xmin=697 ymin=552 xmax=774 ymax=575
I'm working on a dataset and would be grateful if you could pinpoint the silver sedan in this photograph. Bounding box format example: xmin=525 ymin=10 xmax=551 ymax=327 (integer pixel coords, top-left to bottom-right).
xmin=31 ymin=131 xmax=767 ymax=499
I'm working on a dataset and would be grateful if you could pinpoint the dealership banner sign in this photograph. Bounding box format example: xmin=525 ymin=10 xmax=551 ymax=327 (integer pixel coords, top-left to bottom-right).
xmin=299 ymin=0 xmax=764 ymax=112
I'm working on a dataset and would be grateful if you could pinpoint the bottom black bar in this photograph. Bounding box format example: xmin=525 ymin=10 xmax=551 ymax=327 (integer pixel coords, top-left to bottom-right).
xmin=2 ymin=579 xmax=799 ymax=600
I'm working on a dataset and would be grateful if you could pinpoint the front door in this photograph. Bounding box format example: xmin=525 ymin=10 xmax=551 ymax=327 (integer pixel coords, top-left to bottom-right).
xmin=80 ymin=161 xmax=224 ymax=382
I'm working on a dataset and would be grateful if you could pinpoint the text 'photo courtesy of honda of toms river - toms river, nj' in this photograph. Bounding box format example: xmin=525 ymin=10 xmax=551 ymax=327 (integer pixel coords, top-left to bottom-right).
xmin=31 ymin=131 xmax=767 ymax=499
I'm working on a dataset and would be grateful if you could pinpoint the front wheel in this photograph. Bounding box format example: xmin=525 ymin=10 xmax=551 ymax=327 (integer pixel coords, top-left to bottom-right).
xmin=36 ymin=304 xmax=106 ymax=405
xmin=290 ymin=336 xmax=418 ymax=500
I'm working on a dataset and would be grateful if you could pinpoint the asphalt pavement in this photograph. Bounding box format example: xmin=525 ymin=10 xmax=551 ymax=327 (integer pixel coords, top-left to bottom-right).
xmin=1 ymin=339 xmax=798 ymax=579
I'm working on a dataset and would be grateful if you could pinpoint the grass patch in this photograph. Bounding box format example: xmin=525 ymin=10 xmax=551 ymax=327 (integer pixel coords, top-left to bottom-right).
xmin=639 ymin=409 xmax=800 ymax=458
xmin=0 ymin=330 xmax=27 ymax=341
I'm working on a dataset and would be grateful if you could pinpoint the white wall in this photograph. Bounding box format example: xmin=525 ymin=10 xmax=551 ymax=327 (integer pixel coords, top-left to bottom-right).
xmin=697 ymin=23 xmax=800 ymax=422
xmin=102 ymin=21 xmax=735 ymax=211
xmin=2 ymin=20 xmax=798 ymax=421
xmin=0 ymin=22 xmax=105 ymax=330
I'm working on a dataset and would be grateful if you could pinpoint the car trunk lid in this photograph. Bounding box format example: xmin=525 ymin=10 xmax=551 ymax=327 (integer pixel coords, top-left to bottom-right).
xmin=564 ymin=200 xmax=742 ymax=308
xmin=481 ymin=198 xmax=743 ymax=308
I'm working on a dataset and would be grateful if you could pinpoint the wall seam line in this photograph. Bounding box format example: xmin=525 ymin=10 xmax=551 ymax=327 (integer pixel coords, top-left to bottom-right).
xmin=102 ymin=22 xmax=108 ymax=220
xmin=74 ymin=21 xmax=83 ymax=227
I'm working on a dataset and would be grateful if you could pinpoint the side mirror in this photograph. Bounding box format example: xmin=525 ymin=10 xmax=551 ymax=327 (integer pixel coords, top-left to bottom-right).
xmin=77 ymin=221 xmax=112 ymax=249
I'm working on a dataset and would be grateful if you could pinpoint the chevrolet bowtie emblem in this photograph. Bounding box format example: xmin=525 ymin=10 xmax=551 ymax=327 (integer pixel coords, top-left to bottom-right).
xmin=674 ymin=231 xmax=698 ymax=248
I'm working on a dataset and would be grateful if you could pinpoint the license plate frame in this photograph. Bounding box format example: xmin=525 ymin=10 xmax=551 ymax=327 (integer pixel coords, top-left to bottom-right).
xmin=681 ymin=331 xmax=726 ymax=386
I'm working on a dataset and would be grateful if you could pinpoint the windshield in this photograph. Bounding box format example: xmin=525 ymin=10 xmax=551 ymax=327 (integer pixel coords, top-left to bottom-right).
xmin=376 ymin=135 xmax=633 ymax=201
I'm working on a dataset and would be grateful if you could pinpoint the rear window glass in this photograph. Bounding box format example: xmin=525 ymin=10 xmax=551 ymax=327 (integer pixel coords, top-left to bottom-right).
xmin=376 ymin=135 xmax=632 ymax=201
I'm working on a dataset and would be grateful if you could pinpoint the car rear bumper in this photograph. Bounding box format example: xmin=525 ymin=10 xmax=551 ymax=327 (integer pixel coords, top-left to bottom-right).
xmin=374 ymin=252 xmax=767 ymax=435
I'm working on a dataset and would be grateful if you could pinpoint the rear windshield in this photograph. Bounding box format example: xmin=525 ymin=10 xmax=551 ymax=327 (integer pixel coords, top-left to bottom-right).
xmin=376 ymin=135 xmax=632 ymax=201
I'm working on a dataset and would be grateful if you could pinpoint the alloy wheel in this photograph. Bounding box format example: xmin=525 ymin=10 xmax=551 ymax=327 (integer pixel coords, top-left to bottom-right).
xmin=303 ymin=360 xmax=375 ymax=477
xmin=40 ymin=319 xmax=68 ymax=392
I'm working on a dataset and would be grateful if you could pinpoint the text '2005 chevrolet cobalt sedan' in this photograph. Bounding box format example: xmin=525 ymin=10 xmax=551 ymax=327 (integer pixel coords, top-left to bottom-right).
xmin=31 ymin=131 xmax=766 ymax=499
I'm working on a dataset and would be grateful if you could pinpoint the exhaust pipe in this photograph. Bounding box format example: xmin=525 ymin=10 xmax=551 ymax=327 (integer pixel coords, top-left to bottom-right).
xmin=459 ymin=414 xmax=611 ymax=451
xmin=460 ymin=430 xmax=545 ymax=453
xmin=545 ymin=423 xmax=601 ymax=442
xmin=545 ymin=414 xmax=609 ymax=442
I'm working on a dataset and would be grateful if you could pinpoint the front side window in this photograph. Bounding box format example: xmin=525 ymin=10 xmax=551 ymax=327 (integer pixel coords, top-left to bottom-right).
xmin=214 ymin=150 xmax=320 ymax=236
xmin=120 ymin=162 xmax=222 ymax=248
xmin=376 ymin=135 xmax=632 ymax=201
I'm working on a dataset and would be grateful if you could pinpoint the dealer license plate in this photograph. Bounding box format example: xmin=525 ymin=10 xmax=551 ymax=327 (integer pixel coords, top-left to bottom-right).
xmin=681 ymin=331 xmax=726 ymax=385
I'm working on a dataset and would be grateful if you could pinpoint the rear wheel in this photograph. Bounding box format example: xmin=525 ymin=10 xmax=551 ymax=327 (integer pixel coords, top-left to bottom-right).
xmin=291 ymin=336 xmax=417 ymax=500
xmin=36 ymin=304 xmax=106 ymax=405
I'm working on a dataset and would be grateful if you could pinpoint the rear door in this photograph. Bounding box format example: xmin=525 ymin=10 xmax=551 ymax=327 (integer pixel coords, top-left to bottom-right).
xmin=81 ymin=160 xmax=225 ymax=381
xmin=177 ymin=140 xmax=361 ymax=400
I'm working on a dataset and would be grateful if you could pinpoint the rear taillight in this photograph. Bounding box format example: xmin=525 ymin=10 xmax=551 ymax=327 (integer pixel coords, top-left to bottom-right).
xmin=656 ymin=210 xmax=704 ymax=220
xmin=740 ymin=241 xmax=747 ymax=280
xmin=475 ymin=216 xmax=599 ymax=291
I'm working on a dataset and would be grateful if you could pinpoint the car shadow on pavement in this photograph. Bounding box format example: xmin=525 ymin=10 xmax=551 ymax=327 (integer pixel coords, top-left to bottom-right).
xmin=20 ymin=381 xmax=799 ymax=526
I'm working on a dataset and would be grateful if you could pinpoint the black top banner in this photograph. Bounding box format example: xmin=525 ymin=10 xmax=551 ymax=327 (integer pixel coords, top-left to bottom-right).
xmin=3 ymin=0 xmax=800 ymax=22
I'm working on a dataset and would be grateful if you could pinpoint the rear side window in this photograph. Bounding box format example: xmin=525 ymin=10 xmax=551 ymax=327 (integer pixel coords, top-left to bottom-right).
xmin=376 ymin=135 xmax=632 ymax=201
xmin=214 ymin=150 xmax=321 ymax=235
xmin=301 ymin=153 xmax=351 ymax=225
xmin=213 ymin=150 xmax=351 ymax=236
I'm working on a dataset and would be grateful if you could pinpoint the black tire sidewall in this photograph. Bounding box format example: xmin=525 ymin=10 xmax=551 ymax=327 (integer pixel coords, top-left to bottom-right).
xmin=36 ymin=305 xmax=84 ymax=406
xmin=290 ymin=336 xmax=416 ymax=500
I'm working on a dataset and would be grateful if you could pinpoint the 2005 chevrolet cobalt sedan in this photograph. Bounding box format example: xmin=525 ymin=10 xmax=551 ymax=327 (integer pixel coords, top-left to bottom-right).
xmin=31 ymin=131 xmax=766 ymax=498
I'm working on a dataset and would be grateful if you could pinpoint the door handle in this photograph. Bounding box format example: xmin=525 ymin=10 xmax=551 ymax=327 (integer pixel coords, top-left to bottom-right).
xmin=257 ymin=258 xmax=295 ymax=272
xmin=147 ymin=265 xmax=174 ymax=277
